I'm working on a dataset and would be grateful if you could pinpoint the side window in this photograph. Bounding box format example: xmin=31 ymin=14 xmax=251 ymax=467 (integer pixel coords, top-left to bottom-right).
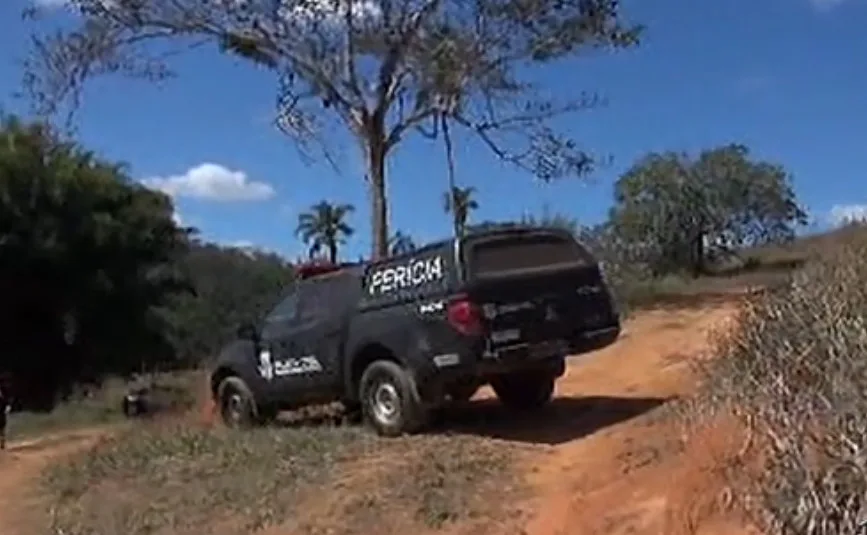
xmin=297 ymin=281 xmax=326 ymax=322
xmin=264 ymin=291 xmax=299 ymax=327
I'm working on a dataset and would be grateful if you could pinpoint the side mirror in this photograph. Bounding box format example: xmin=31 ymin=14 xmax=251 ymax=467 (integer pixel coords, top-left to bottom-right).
xmin=236 ymin=323 xmax=259 ymax=341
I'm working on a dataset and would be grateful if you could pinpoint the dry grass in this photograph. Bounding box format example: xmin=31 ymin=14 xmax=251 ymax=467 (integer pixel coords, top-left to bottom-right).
xmin=688 ymin=224 xmax=867 ymax=535
xmin=8 ymin=371 xmax=201 ymax=440
xmin=41 ymin=420 xmax=520 ymax=535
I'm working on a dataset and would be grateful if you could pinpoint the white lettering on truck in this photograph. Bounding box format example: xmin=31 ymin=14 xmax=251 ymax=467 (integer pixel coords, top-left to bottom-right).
xmin=368 ymin=255 xmax=445 ymax=296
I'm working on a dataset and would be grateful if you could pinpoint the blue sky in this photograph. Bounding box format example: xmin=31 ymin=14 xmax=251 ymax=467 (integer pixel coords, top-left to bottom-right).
xmin=1 ymin=0 xmax=865 ymax=260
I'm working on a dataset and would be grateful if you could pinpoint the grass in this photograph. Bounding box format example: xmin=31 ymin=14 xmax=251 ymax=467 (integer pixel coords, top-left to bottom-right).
xmin=8 ymin=371 xmax=201 ymax=440
xmin=686 ymin=223 xmax=867 ymax=535
xmin=42 ymin=421 xmax=520 ymax=535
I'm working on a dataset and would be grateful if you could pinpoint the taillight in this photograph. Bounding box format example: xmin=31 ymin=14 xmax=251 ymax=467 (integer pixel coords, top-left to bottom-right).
xmin=447 ymin=295 xmax=485 ymax=336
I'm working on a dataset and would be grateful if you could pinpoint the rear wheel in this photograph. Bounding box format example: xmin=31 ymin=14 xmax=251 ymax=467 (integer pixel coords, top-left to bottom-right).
xmin=216 ymin=376 xmax=262 ymax=428
xmin=492 ymin=372 xmax=555 ymax=411
xmin=359 ymin=360 xmax=428 ymax=437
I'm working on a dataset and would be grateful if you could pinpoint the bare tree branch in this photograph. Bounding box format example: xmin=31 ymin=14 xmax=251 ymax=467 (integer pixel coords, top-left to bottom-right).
xmin=21 ymin=0 xmax=642 ymax=258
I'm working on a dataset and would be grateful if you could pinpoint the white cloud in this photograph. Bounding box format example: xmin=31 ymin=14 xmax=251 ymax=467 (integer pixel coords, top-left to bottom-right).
xmin=829 ymin=204 xmax=867 ymax=226
xmin=143 ymin=163 xmax=275 ymax=202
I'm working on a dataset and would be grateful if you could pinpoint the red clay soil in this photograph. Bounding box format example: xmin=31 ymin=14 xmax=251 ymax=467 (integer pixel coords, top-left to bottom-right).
xmin=0 ymin=299 xmax=762 ymax=535
xmin=0 ymin=429 xmax=108 ymax=535
xmin=513 ymin=301 xmax=760 ymax=535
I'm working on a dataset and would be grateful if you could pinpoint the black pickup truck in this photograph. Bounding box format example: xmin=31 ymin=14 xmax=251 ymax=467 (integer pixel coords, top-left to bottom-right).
xmin=210 ymin=225 xmax=621 ymax=436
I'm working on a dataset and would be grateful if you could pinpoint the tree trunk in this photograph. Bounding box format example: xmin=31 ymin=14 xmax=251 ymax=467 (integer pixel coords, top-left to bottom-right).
xmin=328 ymin=242 xmax=338 ymax=264
xmin=442 ymin=115 xmax=460 ymax=238
xmin=691 ymin=232 xmax=705 ymax=278
xmin=366 ymin=139 xmax=389 ymax=260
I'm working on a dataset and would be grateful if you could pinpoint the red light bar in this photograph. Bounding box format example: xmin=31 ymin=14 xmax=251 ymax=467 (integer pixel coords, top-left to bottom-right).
xmin=296 ymin=261 xmax=358 ymax=280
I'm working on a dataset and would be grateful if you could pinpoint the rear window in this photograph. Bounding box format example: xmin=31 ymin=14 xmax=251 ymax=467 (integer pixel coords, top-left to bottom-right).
xmin=465 ymin=231 xmax=592 ymax=276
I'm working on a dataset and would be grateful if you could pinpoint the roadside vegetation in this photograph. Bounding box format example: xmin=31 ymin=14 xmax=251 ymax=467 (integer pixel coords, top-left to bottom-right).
xmin=688 ymin=222 xmax=867 ymax=535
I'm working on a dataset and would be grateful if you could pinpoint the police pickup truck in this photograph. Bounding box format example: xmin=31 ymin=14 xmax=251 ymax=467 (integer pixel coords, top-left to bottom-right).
xmin=210 ymin=225 xmax=621 ymax=436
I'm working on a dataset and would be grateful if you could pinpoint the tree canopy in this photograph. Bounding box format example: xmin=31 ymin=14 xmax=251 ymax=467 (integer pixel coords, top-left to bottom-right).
xmin=296 ymin=200 xmax=355 ymax=263
xmin=162 ymin=242 xmax=296 ymax=367
xmin=389 ymin=230 xmax=417 ymax=255
xmin=609 ymin=144 xmax=808 ymax=276
xmin=0 ymin=115 xmax=190 ymax=408
xmin=23 ymin=0 xmax=641 ymax=259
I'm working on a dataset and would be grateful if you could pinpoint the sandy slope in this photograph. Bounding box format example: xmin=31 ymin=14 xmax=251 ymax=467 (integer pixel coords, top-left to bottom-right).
xmin=515 ymin=299 xmax=755 ymax=535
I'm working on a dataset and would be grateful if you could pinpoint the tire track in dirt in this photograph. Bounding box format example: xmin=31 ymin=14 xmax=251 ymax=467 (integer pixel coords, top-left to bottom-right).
xmin=0 ymin=428 xmax=109 ymax=535
xmin=516 ymin=299 xmax=749 ymax=535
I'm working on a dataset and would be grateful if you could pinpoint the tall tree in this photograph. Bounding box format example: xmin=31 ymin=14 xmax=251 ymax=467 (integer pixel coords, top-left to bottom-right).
xmin=610 ymin=144 xmax=808 ymax=276
xmin=295 ymin=201 xmax=355 ymax=263
xmin=443 ymin=186 xmax=479 ymax=236
xmin=0 ymin=115 xmax=190 ymax=408
xmin=22 ymin=0 xmax=641 ymax=260
xmin=389 ymin=230 xmax=417 ymax=255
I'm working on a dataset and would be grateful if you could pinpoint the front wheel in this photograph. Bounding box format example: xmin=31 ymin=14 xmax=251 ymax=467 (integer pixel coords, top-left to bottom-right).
xmin=491 ymin=372 xmax=555 ymax=411
xmin=216 ymin=376 xmax=262 ymax=428
xmin=359 ymin=360 xmax=428 ymax=437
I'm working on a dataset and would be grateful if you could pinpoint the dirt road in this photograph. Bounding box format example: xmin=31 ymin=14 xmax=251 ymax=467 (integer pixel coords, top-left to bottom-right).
xmin=0 ymin=429 xmax=107 ymax=535
xmin=518 ymin=300 xmax=752 ymax=535
xmin=0 ymin=299 xmax=753 ymax=535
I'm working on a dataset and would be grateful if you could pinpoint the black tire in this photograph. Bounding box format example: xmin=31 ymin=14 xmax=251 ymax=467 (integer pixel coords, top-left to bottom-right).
xmin=359 ymin=360 xmax=428 ymax=437
xmin=216 ymin=376 xmax=262 ymax=429
xmin=491 ymin=372 xmax=555 ymax=411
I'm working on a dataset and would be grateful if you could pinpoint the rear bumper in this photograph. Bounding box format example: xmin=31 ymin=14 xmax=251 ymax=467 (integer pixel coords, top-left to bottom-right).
xmin=567 ymin=325 xmax=621 ymax=355
xmin=415 ymin=324 xmax=620 ymax=404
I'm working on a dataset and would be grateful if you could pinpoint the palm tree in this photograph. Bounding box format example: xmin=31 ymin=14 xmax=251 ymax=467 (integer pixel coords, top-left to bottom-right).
xmin=295 ymin=201 xmax=355 ymax=263
xmin=443 ymin=186 xmax=479 ymax=237
xmin=389 ymin=230 xmax=417 ymax=255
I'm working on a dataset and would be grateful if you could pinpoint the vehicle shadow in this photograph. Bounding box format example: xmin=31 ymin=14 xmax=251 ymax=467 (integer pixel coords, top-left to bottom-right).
xmin=431 ymin=395 xmax=672 ymax=446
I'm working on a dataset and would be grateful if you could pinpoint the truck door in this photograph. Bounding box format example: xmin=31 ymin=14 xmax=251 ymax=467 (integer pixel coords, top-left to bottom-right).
xmin=287 ymin=277 xmax=345 ymax=396
xmin=258 ymin=288 xmax=309 ymax=402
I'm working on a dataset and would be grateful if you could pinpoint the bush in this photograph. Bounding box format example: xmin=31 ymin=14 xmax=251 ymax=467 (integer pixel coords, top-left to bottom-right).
xmin=693 ymin=228 xmax=867 ymax=535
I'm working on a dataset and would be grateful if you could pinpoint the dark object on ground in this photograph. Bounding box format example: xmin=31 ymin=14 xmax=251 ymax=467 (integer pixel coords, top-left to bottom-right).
xmin=0 ymin=384 xmax=8 ymax=450
xmin=122 ymin=384 xmax=193 ymax=418
xmin=210 ymin=225 xmax=622 ymax=436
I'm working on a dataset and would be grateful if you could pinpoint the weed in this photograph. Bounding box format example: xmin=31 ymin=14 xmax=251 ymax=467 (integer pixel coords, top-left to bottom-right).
xmin=44 ymin=422 xmax=376 ymax=535
xmin=690 ymin=226 xmax=867 ymax=535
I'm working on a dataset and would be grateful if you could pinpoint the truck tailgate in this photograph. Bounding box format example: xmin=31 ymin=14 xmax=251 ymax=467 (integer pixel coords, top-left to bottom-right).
xmin=466 ymin=262 xmax=618 ymax=355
